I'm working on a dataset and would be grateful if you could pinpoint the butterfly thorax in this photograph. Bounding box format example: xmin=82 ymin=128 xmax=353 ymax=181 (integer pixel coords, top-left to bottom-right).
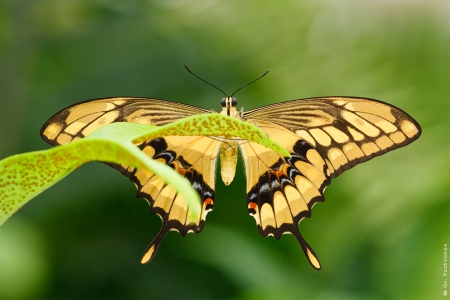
xmin=219 ymin=96 xmax=241 ymax=185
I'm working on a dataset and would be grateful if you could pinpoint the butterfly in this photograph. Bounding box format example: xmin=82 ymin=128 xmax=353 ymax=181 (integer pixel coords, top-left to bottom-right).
xmin=40 ymin=68 xmax=421 ymax=270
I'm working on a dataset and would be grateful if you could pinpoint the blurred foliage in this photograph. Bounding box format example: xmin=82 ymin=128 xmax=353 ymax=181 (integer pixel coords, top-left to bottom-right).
xmin=0 ymin=0 xmax=448 ymax=299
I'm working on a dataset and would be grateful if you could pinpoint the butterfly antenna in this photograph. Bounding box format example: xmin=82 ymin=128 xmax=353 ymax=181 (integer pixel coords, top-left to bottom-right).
xmin=231 ymin=69 xmax=270 ymax=97
xmin=184 ymin=65 xmax=227 ymax=97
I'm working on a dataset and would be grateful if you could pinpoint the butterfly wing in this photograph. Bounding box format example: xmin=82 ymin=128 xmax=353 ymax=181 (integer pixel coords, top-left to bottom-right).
xmin=242 ymin=97 xmax=421 ymax=269
xmin=112 ymin=135 xmax=221 ymax=263
xmin=239 ymin=122 xmax=328 ymax=270
xmin=41 ymin=97 xmax=210 ymax=146
xmin=40 ymin=97 xmax=219 ymax=262
xmin=244 ymin=97 xmax=421 ymax=178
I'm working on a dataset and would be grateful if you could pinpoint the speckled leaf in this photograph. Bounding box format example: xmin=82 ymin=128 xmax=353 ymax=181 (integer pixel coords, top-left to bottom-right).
xmin=131 ymin=114 xmax=290 ymax=157
xmin=0 ymin=114 xmax=288 ymax=226
xmin=0 ymin=126 xmax=201 ymax=226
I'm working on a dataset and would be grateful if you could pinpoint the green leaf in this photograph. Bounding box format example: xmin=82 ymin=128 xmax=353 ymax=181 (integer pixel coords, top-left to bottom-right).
xmin=130 ymin=114 xmax=290 ymax=157
xmin=0 ymin=114 xmax=288 ymax=226
xmin=0 ymin=126 xmax=201 ymax=227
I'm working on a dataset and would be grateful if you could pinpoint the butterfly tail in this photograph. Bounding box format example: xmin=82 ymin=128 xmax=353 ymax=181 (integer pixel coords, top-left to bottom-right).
xmin=140 ymin=226 xmax=170 ymax=264
xmin=293 ymin=230 xmax=322 ymax=270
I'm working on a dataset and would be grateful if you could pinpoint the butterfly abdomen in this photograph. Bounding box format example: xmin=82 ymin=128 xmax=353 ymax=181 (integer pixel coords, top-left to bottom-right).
xmin=219 ymin=141 xmax=239 ymax=185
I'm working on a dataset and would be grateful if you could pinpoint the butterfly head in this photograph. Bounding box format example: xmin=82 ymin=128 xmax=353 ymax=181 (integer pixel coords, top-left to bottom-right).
xmin=221 ymin=96 xmax=238 ymax=116
xmin=184 ymin=64 xmax=268 ymax=117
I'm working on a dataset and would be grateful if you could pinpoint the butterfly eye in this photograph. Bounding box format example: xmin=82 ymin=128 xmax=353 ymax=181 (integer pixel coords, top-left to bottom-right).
xmin=231 ymin=97 xmax=238 ymax=106
xmin=221 ymin=98 xmax=226 ymax=107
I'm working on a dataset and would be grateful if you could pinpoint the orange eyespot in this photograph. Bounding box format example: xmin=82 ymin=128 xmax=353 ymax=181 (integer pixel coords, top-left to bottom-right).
xmin=275 ymin=170 xmax=284 ymax=180
xmin=248 ymin=202 xmax=258 ymax=210
xmin=204 ymin=198 xmax=214 ymax=211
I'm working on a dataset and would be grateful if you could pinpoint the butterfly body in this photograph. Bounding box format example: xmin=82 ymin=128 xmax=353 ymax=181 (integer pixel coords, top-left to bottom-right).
xmin=218 ymin=140 xmax=239 ymax=185
xmin=41 ymin=93 xmax=421 ymax=270
xmin=217 ymin=96 xmax=242 ymax=185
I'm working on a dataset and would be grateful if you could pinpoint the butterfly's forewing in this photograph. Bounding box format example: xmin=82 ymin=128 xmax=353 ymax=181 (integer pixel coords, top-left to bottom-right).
xmin=242 ymin=97 xmax=421 ymax=269
xmin=40 ymin=97 xmax=216 ymax=262
xmin=41 ymin=97 xmax=209 ymax=146
xmin=244 ymin=97 xmax=421 ymax=178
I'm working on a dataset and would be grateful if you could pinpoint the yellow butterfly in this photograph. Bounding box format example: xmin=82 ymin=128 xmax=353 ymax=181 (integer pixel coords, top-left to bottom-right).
xmin=41 ymin=68 xmax=421 ymax=270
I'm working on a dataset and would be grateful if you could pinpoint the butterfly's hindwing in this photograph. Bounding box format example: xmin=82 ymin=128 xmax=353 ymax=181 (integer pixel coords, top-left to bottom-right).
xmin=109 ymin=135 xmax=221 ymax=263
xmin=240 ymin=121 xmax=330 ymax=270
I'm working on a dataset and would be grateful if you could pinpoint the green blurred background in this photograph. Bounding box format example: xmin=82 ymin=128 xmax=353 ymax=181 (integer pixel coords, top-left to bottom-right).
xmin=0 ymin=1 xmax=448 ymax=299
